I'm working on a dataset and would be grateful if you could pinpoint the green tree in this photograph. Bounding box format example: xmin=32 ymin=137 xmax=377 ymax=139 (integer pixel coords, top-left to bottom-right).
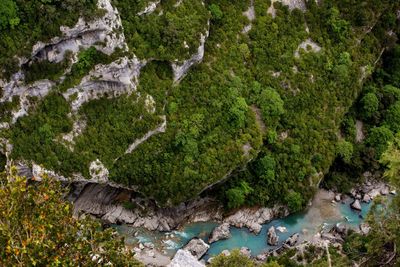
xmin=257 ymin=88 xmax=284 ymax=125
xmin=0 ymin=0 xmax=19 ymax=30
xmin=226 ymin=181 xmax=253 ymax=209
xmin=285 ymin=191 xmax=303 ymax=212
xmin=384 ymin=101 xmax=400 ymax=132
xmin=209 ymin=4 xmax=223 ymax=21
xmin=0 ymin=169 xmax=142 ymax=266
xmin=360 ymin=93 xmax=379 ymax=119
xmin=366 ymin=126 xmax=394 ymax=158
xmin=210 ymin=249 xmax=282 ymax=267
xmin=336 ymin=140 xmax=353 ymax=164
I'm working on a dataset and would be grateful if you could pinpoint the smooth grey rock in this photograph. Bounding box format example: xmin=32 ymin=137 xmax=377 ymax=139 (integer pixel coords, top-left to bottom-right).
xmin=351 ymin=199 xmax=362 ymax=211
xmin=221 ymin=250 xmax=231 ymax=256
xmin=276 ymin=226 xmax=288 ymax=233
xmin=362 ymin=194 xmax=371 ymax=203
xmin=168 ymin=249 xmax=205 ymax=267
xmin=183 ymin=238 xmax=210 ymax=259
xmin=267 ymin=226 xmax=279 ymax=246
xmin=209 ymin=223 xmax=231 ymax=243
xmin=334 ymin=194 xmax=341 ymax=202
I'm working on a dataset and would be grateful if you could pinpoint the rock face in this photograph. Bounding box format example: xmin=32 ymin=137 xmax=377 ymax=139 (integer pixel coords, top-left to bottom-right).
xmin=224 ymin=206 xmax=288 ymax=234
xmin=209 ymin=223 xmax=231 ymax=243
xmin=267 ymin=226 xmax=279 ymax=246
xmin=171 ymin=22 xmax=209 ymax=82
xmin=31 ymin=0 xmax=127 ymax=63
xmin=70 ymin=182 xmax=223 ymax=231
xmin=63 ymin=56 xmax=145 ymax=112
xmin=362 ymin=194 xmax=371 ymax=203
xmin=351 ymin=199 xmax=362 ymax=211
xmin=168 ymin=249 xmax=205 ymax=267
xmin=183 ymin=238 xmax=210 ymax=259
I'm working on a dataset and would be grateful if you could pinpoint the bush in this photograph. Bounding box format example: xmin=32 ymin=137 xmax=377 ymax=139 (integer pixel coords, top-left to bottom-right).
xmin=360 ymin=93 xmax=379 ymax=119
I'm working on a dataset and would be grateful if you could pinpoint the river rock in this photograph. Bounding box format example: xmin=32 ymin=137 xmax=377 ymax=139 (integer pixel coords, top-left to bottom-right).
xmin=224 ymin=206 xmax=288 ymax=234
xmin=334 ymin=194 xmax=341 ymax=202
xmin=351 ymin=199 xmax=362 ymax=211
xmin=239 ymin=247 xmax=251 ymax=258
xmin=183 ymin=238 xmax=210 ymax=259
xmin=381 ymin=186 xmax=389 ymax=195
xmin=390 ymin=190 xmax=396 ymax=195
xmin=360 ymin=223 xmax=371 ymax=235
xmin=267 ymin=226 xmax=279 ymax=246
xmin=362 ymin=194 xmax=371 ymax=203
xmin=168 ymin=249 xmax=205 ymax=267
xmin=256 ymin=252 xmax=268 ymax=261
xmin=209 ymin=223 xmax=231 ymax=243
xmin=276 ymin=226 xmax=288 ymax=233
xmin=284 ymin=233 xmax=299 ymax=247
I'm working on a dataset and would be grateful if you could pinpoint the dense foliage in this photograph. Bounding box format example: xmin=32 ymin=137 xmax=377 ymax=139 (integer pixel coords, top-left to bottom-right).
xmin=1 ymin=0 xmax=400 ymax=208
xmin=0 ymin=168 xmax=142 ymax=266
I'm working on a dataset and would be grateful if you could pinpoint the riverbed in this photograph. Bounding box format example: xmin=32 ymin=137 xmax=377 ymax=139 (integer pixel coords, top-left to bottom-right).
xmin=114 ymin=189 xmax=375 ymax=261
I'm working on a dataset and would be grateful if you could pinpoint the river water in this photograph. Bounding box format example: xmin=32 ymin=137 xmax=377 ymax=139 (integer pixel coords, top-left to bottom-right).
xmin=114 ymin=190 xmax=373 ymax=260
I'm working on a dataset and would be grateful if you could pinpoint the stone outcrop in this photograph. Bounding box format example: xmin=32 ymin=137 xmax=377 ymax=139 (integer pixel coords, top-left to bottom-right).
xmin=224 ymin=206 xmax=288 ymax=234
xmin=351 ymin=199 xmax=362 ymax=211
xmin=31 ymin=0 xmax=127 ymax=63
xmin=171 ymin=22 xmax=209 ymax=83
xmin=209 ymin=223 xmax=231 ymax=243
xmin=71 ymin=182 xmax=223 ymax=231
xmin=63 ymin=56 xmax=145 ymax=112
xmin=168 ymin=249 xmax=205 ymax=267
xmin=183 ymin=238 xmax=209 ymax=259
xmin=267 ymin=226 xmax=279 ymax=246
xmin=284 ymin=233 xmax=299 ymax=247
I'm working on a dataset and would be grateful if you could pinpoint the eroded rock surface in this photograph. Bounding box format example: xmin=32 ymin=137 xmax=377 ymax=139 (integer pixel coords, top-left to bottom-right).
xmin=183 ymin=238 xmax=210 ymax=259
xmin=209 ymin=223 xmax=231 ymax=243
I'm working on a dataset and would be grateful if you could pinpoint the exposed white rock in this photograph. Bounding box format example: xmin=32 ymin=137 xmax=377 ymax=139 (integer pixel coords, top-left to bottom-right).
xmin=276 ymin=226 xmax=288 ymax=233
xmin=294 ymin=38 xmax=321 ymax=58
xmin=144 ymin=94 xmax=156 ymax=113
xmin=137 ymin=1 xmax=160 ymax=16
xmin=32 ymin=0 xmax=127 ymax=63
xmin=334 ymin=194 xmax=341 ymax=202
xmin=63 ymin=56 xmax=145 ymax=112
xmin=183 ymin=238 xmax=210 ymax=259
xmin=267 ymin=226 xmax=279 ymax=246
xmin=60 ymin=118 xmax=87 ymax=148
xmin=381 ymin=186 xmax=389 ymax=195
xmin=89 ymin=159 xmax=109 ymax=183
xmin=209 ymin=223 xmax=231 ymax=243
xmin=1 ymin=79 xmax=55 ymax=123
xmin=168 ymin=249 xmax=205 ymax=267
xmin=172 ymin=22 xmax=209 ymax=83
xmin=123 ymin=115 xmax=166 ymax=155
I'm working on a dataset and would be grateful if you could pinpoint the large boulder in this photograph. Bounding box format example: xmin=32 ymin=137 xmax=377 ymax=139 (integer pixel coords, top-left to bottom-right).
xmin=362 ymin=194 xmax=371 ymax=203
xmin=209 ymin=223 xmax=231 ymax=243
xmin=267 ymin=226 xmax=279 ymax=246
xmin=168 ymin=249 xmax=205 ymax=267
xmin=183 ymin=238 xmax=210 ymax=259
xmin=351 ymin=199 xmax=362 ymax=211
